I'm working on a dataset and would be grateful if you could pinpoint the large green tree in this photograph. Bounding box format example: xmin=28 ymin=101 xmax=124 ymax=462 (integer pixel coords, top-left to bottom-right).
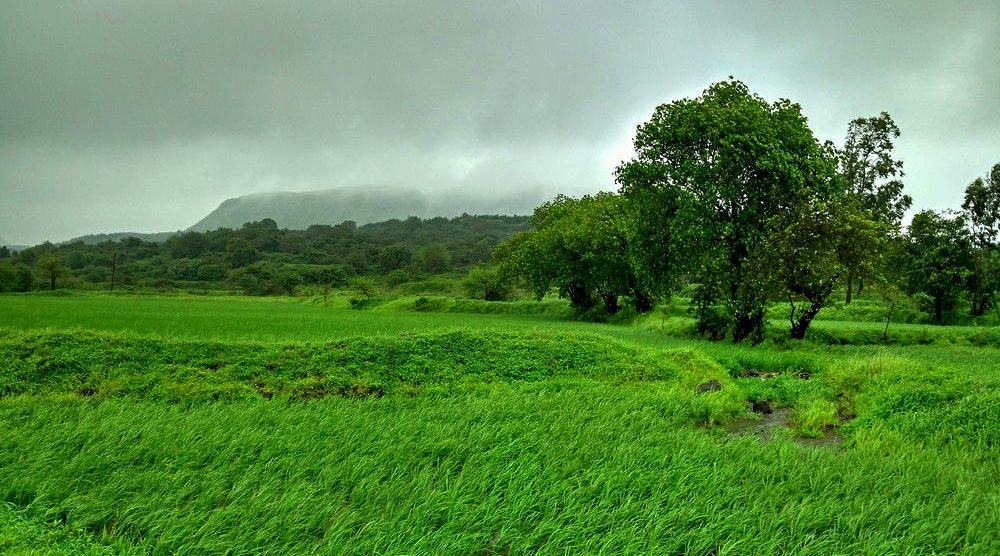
xmin=617 ymin=79 xmax=840 ymax=342
xmin=767 ymin=199 xmax=883 ymax=338
xmin=37 ymin=256 xmax=66 ymax=291
xmin=903 ymin=210 xmax=972 ymax=323
xmin=838 ymin=112 xmax=912 ymax=302
xmin=495 ymin=193 xmax=651 ymax=314
xmin=962 ymin=163 xmax=1000 ymax=316
xmin=0 ymin=262 xmax=33 ymax=292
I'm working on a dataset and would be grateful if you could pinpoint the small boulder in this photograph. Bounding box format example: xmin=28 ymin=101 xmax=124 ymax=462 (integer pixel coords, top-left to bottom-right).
xmin=751 ymin=399 xmax=773 ymax=414
xmin=696 ymin=380 xmax=722 ymax=393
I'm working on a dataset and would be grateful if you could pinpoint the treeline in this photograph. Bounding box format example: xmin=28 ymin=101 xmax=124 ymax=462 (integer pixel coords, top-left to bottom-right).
xmin=0 ymin=215 xmax=529 ymax=294
xmin=492 ymin=80 xmax=1000 ymax=341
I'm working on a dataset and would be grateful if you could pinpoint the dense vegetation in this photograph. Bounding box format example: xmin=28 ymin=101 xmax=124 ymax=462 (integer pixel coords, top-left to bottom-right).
xmin=0 ymin=215 xmax=528 ymax=295
xmin=0 ymin=294 xmax=997 ymax=553
xmin=494 ymin=81 xmax=999 ymax=340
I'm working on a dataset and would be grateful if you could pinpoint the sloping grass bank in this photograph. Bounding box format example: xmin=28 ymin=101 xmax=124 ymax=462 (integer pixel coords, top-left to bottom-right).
xmin=0 ymin=330 xmax=737 ymax=411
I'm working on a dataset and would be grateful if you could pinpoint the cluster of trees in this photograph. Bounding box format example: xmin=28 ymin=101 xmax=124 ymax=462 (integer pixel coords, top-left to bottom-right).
xmin=495 ymin=80 xmax=999 ymax=341
xmin=0 ymin=215 xmax=528 ymax=294
xmin=896 ymin=164 xmax=1000 ymax=323
xmin=494 ymin=193 xmax=652 ymax=314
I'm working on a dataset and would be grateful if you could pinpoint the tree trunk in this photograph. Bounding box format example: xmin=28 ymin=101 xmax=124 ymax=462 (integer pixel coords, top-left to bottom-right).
xmin=632 ymin=289 xmax=654 ymax=313
xmin=49 ymin=274 xmax=56 ymax=291
xmin=732 ymin=309 xmax=764 ymax=344
xmin=566 ymin=282 xmax=594 ymax=309
xmin=601 ymin=292 xmax=620 ymax=314
xmin=934 ymin=296 xmax=943 ymax=323
xmin=845 ymin=271 xmax=854 ymax=305
xmin=790 ymin=302 xmax=822 ymax=340
xmin=972 ymin=297 xmax=985 ymax=317
xmin=970 ymin=286 xmax=989 ymax=317
xmin=971 ymin=251 xmax=984 ymax=316
xmin=732 ymin=313 xmax=752 ymax=343
xmin=856 ymin=278 xmax=864 ymax=297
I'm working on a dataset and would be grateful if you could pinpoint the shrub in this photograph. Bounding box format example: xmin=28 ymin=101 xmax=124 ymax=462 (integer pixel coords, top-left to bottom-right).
xmin=463 ymin=265 xmax=511 ymax=301
xmin=0 ymin=263 xmax=33 ymax=292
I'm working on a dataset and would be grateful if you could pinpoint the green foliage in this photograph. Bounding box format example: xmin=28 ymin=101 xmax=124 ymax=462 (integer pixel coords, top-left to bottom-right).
xmin=903 ymin=211 xmax=972 ymax=322
xmin=37 ymin=255 xmax=67 ymax=291
xmin=962 ymin=163 xmax=1000 ymax=316
xmin=495 ymin=193 xmax=650 ymax=313
xmin=462 ymin=264 xmax=511 ymax=301
xmin=228 ymin=262 xmax=349 ymax=296
xmin=0 ymin=329 xmax=742 ymax=406
xmin=0 ymin=502 xmax=126 ymax=554
xmin=617 ymin=79 xmax=844 ymax=343
xmin=0 ymin=262 xmax=33 ymax=292
xmin=349 ymin=276 xmax=378 ymax=303
xmin=225 ymin=237 xmax=259 ymax=268
xmin=170 ymin=231 xmax=208 ymax=258
xmin=839 ymin=111 xmax=911 ymax=229
xmin=417 ymin=244 xmax=451 ymax=274
xmin=376 ymin=244 xmax=412 ymax=273
xmin=768 ymin=200 xmax=885 ymax=338
xmin=384 ymin=268 xmax=416 ymax=287
xmin=6 ymin=215 xmax=528 ymax=292
xmin=792 ymin=396 xmax=839 ymax=437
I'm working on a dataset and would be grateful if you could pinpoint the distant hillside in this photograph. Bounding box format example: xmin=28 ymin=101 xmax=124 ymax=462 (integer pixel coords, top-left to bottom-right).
xmin=189 ymin=186 xmax=546 ymax=232
xmin=8 ymin=214 xmax=531 ymax=293
xmin=65 ymin=231 xmax=180 ymax=245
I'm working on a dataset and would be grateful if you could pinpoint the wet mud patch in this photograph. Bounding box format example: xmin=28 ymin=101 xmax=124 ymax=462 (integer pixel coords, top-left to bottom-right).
xmin=737 ymin=368 xmax=812 ymax=380
xmin=728 ymin=407 xmax=794 ymax=442
xmin=727 ymin=407 xmax=844 ymax=448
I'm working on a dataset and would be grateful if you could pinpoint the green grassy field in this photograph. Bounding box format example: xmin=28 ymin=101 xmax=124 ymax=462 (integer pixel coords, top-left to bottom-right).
xmin=0 ymin=293 xmax=998 ymax=554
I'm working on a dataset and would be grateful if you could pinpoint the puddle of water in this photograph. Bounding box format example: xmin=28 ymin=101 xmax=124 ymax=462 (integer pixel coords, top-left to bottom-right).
xmin=727 ymin=407 xmax=843 ymax=449
xmin=728 ymin=407 xmax=793 ymax=442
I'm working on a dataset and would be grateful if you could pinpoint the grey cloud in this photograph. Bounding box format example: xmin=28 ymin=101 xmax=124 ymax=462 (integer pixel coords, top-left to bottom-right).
xmin=1 ymin=1 xmax=998 ymax=244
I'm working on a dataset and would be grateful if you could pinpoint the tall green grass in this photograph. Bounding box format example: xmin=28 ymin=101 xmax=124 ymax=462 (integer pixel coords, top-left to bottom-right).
xmin=1 ymin=293 xmax=998 ymax=553
xmin=0 ymin=329 xmax=736 ymax=415
xmin=5 ymin=293 xmax=999 ymax=350
xmin=2 ymin=389 xmax=997 ymax=554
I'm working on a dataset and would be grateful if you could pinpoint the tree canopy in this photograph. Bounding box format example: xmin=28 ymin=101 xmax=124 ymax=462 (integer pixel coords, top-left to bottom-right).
xmin=616 ymin=79 xmax=845 ymax=342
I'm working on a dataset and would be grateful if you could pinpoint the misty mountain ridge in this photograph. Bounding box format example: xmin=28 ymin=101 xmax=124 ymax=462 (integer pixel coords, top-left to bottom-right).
xmin=188 ymin=186 xmax=547 ymax=232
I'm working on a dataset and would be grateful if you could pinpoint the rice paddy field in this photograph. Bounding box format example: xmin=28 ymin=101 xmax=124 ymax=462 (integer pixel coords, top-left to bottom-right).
xmin=1 ymin=292 xmax=998 ymax=554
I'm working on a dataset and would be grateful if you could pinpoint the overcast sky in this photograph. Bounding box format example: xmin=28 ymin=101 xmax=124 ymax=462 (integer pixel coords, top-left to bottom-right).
xmin=2 ymin=1 xmax=997 ymax=244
